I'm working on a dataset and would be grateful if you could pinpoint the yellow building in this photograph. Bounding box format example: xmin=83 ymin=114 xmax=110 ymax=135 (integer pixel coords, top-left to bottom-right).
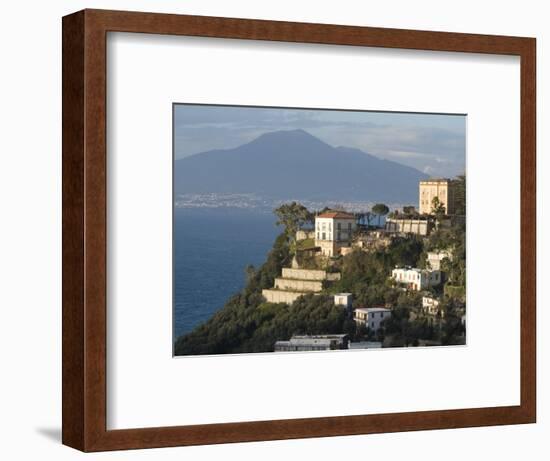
xmin=419 ymin=178 xmax=457 ymax=215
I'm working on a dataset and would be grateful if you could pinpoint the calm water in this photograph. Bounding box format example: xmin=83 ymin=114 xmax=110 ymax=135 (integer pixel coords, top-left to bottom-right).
xmin=173 ymin=208 xmax=280 ymax=339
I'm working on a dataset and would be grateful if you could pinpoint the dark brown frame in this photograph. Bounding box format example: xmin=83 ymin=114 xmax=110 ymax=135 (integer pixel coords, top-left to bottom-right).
xmin=62 ymin=9 xmax=536 ymax=452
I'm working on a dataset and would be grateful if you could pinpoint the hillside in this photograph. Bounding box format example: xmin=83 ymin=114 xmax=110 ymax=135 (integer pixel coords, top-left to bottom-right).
xmin=174 ymin=217 xmax=467 ymax=355
xmin=174 ymin=232 xmax=354 ymax=355
xmin=175 ymin=129 xmax=428 ymax=203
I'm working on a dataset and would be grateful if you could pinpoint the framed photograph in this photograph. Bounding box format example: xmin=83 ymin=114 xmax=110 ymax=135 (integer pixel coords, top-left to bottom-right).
xmin=62 ymin=9 xmax=536 ymax=451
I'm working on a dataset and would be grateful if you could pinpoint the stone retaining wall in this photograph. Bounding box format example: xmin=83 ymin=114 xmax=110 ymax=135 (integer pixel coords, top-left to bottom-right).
xmin=262 ymin=289 xmax=308 ymax=304
xmin=274 ymin=278 xmax=323 ymax=292
xmin=282 ymin=268 xmax=328 ymax=281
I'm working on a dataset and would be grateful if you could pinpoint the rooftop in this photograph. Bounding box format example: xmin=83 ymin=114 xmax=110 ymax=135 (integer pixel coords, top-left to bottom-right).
xmin=276 ymin=334 xmax=348 ymax=347
xmin=393 ymin=266 xmax=422 ymax=273
xmin=393 ymin=266 xmax=439 ymax=274
xmin=420 ymin=178 xmax=452 ymax=184
xmin=354 ymin=307 xmax=391 ymax=313
xmin=317 ymin=211 xmax=355 ymax=219
xmin=349 ymin=341 xmax=383 ymax=349
xmin=292 ymin=334 xmax=348 ymax=340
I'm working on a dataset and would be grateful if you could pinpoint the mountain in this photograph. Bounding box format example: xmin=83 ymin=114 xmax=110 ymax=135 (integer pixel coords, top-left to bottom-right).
xmin=174 ymin=129 xmax=428 ymax=203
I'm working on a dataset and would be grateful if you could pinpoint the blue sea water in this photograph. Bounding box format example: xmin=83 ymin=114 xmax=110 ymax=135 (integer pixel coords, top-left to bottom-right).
xmin=173 ymin=208 xmax=281 ymax=340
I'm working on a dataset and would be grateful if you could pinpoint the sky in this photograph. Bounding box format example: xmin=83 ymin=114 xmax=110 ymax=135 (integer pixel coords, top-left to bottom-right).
xmin=174 ymin=104 xmax=466 ymax=178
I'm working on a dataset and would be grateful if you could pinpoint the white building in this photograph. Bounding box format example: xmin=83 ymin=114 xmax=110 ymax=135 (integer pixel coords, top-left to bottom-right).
xmin=385 ymin=217 xmax=430 ymax=236
xmin=353 ymin=307 xmax=391 ymax=332
xmin=391 ymin=267 xmax=442 ymax=291
xmin=426 ymin=250 xmax=453 ymax=270
xmin=314 ymin=211 xmax=357 ymax=257
xmin=422 ymin=296 xmax=442 ymax=316
xmin=334 ymin=293 xmax=353 ymax=309
xmin=274 ymin=334 xmax=349 ymax=352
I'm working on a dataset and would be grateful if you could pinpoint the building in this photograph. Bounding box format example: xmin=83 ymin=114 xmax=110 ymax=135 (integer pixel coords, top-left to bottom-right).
xmin=426 ymin=250 xmax=453 ymax=271
xmin=391 ymin=267 xmax=442 ymax=291
xmin=348 ymin=341 xmax=383 ymax=349
xmin=419 ymin=178 xmax=457 ymax=215
xmin=334 ymin=293 xmax=353 ymax=309
xmin=314 ymin=211 xmax=357 ymax=257
xmin=274 ymin=334 xmax=349 ymax=352
xmin=353 ymin=307 xmax=392 ymax=331
xmin=422 ymin=296 xmax=442 ymax=316
xmin=354 ymin=230 xmax=393 ymax=251
xmin=385 ymin=217 xmax=430 ymax=236
xmin=295 ymin=228 xmax=315 ymax=241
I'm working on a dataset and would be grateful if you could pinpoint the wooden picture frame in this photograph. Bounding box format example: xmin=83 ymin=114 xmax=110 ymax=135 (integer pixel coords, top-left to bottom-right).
xmin=62 ymin=9 xmax=536 ymax=452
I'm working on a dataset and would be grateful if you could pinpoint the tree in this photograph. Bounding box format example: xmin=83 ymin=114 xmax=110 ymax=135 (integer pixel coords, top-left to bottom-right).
xmin=274 ymin=202 xmax=313 ymax=241
xmin=371 ymin=203 xmax=390 ymax=227
xmin=403 ymin=205 xmax=417 ymax=216
xmin=454 ymin=174 xmax=466 ymax=216
xmin=244 ymin=264 xmax=256 ymax=284
xmin=356 ymin=211 xmax=373 ymax=228
xmin=431 ymin=196 xmax=446 ymax=220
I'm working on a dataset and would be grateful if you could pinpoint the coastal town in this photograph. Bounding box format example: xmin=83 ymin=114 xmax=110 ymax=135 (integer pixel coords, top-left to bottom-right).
xmin=264 ymin=177 xmax=466 ymax=352
xmin=175 ymin=175 xmax=466 ymax=355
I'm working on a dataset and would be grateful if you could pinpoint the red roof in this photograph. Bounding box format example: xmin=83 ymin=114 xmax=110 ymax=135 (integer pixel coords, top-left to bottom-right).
xmin=317 ymin=211 xmax=355 ymax=219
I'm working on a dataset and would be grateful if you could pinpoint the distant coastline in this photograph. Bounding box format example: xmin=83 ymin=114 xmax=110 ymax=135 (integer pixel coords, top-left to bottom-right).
xmin=175 ymin=192 xmax=409 ymax=215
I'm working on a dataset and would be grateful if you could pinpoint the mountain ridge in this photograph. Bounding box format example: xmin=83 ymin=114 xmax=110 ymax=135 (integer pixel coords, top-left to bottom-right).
xmin=175 ymin=129 xmax=428 ymax=203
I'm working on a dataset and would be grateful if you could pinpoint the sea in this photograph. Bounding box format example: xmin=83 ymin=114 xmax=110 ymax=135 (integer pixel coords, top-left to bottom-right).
xmin=173 ymin=208 xmax=281 ymax=340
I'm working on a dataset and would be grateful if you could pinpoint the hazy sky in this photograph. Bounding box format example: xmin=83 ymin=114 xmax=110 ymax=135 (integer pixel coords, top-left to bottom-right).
xmin=174 ymin=104 xmax=466 ymax=178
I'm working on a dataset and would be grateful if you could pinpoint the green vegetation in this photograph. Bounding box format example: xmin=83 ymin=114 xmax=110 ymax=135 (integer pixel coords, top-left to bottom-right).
xmin=328 ymin=237 xmax=424 ymax=307
xmin=174 ymin=232 xmax=352 ymax=355
xmin=454 ymin=175 xmax=466 ymax=216
xmin=175 ymin=233 xmax=289 ymax=355
xmin=175 ymin=294 xmax=350 ymax=355
xmin=296 ymin=238 xmax=315 ymax=250
xmin=402 ymin=205 xmax=417 ymax=216
xmin=175 ymin=180 xmax=466 ymax=355
xmin=431 ymin=196 xmax=446 ymax=221
xmin=371 ymin=203 xmax=390 ymax=226
xmin=274 ymin=202 xmax=313 ymax=241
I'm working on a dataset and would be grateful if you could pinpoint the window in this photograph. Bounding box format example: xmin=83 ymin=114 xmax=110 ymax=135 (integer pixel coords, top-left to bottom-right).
xmin=371 ymin=322 xmax=375 ymax=328
xmin=337 ymin=232 xmax=341 ymax=241
xmin=337 ymin=223 xmax=341 ymax=230
xmin=322 ymin=232 xmax=326 ymax=240
xmin=348 ymin=222 xmax=352 ymax=230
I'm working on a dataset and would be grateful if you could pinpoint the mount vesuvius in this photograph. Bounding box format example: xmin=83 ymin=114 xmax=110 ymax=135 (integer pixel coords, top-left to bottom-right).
xmin=175 ymin=129 xmax=428 ymax=204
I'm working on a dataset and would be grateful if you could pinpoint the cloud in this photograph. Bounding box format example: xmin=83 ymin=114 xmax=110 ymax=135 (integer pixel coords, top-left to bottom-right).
xmin=174 ymin=105 xmax=466 ymax=177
